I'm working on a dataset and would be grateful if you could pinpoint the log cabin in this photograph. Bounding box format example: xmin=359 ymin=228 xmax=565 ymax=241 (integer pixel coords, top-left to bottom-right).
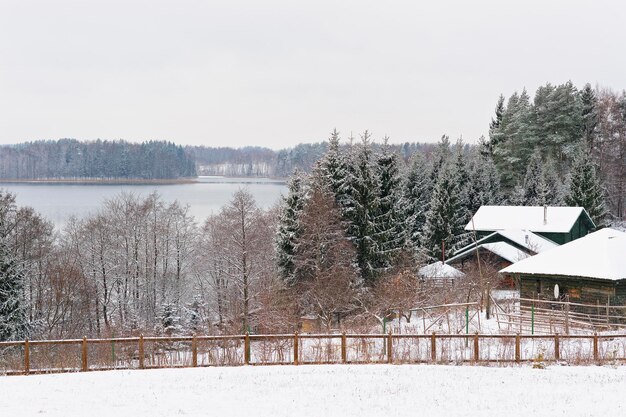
xmin=500 ymin=228 xmax=626 ymax=310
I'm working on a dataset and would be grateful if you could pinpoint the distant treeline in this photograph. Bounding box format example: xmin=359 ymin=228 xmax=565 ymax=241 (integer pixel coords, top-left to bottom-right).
xmin=0 ymin=139 xmax=439 ymax=180
xmin=187 ymin=142 xmax=438 ymax=177
xmin=0 ymin=139 xmax=197 ymax=180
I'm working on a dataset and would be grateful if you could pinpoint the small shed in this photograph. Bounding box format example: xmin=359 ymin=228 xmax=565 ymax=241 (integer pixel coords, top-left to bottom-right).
xmin=500 ymin=228 xmax=626 ymax=307
xmin=300 ymin=315 xmax=321 ymax=333
xmin=418 ymin=261 xmax=465 ymax=287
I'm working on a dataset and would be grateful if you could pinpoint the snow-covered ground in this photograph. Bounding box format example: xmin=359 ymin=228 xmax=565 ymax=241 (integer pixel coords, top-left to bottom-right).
xmin=1 ymin=365 xmax=625 ymax=416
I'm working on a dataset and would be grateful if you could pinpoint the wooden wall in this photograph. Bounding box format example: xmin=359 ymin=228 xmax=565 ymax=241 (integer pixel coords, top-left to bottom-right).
xmin=518 ymin=274 xmax=626 ymax=308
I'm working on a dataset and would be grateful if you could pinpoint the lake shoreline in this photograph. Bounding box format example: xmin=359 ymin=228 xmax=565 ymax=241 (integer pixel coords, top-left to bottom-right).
xmin=0 ymin=176 xmax=287 ymax=185
xmin=0 ymin=178 xmax=198 ymax=185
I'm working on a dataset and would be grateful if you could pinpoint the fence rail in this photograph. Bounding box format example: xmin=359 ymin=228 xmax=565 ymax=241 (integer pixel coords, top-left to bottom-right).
xmin=2 ymin=332 xmax=626 ymax=375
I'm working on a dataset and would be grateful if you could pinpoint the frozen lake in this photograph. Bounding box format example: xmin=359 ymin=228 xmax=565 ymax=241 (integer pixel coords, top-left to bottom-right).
xmin=0 ymin=176 xmax=287 ymax=229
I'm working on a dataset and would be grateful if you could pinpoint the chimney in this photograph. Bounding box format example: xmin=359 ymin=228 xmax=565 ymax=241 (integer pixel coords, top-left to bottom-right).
xmin=543 ymin=205 xmax=547 ymax=225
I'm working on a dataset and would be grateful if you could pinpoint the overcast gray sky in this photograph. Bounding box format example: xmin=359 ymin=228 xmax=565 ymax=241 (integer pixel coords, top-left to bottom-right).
xmin=1 ymin=0 xmax=624 ymax=149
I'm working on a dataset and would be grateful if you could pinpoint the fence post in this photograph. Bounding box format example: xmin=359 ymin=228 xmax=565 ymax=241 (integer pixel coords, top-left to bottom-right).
xmin=486 ymin=282 xmax=491 ymax=320
xmin=430 ymin=332 xmax=436 ymax=363
xmin=387 ymin=330 xmax=393 ymax=364
xmin=565 ymin=298 xmax=570 ymax=335
xmin=293 ymin=332 xmax=299 ymax=365
xmin=341 ymin=332 xmax=347 ymax=363
xmin=139 ymin=334 xmax=145 ymax=369
xmin=24 ymin=339 xmax=30 ymax=375
xmin=244 ymin=332 xmax=250 ymax=365
xmin=192 ymin=334 xmax=198 ymax=367
xmin=593 ymin=333 xmax=598 ymax=363
xmin=554 ymin=333 xmax=560 ymax=361
xmin=473 ymin=333 xmax=479 ymax=362
xmin=515 ymin=334 xmax=521 ymax=363
xmin=82 ymin=336 xmax=88 ymax=372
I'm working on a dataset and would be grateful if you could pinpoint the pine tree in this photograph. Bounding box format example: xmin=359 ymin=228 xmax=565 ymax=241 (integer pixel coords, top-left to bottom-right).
xmin=532 ymin=81 xmax=583 ymax=174
xmin=275 ymin=170 xmax=307 ymax=285
xmin=372 ymin=138 xmax=404 ymax=272
xmin=580 ymin=83 xmax=598 ymax=150
xmin=401 ymin=153 xmax=431 ymax=252
xmin=566 ymin=150 xmax=607 ymax=227
xmin=0 ymin=242 xmax=29 ymax=341
xmin=492 ymin=89 xmax=534 ymax=190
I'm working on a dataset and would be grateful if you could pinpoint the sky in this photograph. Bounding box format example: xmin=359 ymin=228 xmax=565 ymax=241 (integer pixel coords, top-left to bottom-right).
xmin=1 ymin=0 xmax=625 ymax=149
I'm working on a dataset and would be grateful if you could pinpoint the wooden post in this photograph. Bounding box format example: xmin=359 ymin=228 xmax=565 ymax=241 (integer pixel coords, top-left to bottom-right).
xmin=244 ymin=332 xmax=250 ymax=365
xmin=82 ymin=336 xmax=88 ymax=372
xmin=554 ymin=333 xmax=560 ymax=361
xmin=139 ymin=334 xmax=145 ymax=369
xmin=430 ymin=332 xmax=436 ymax=363
xmin=486 ymin=282 xmax=491 ymax=320
xmin=515 ymin=334 xmax=521 ymax=363
xmin=387 ymin=331 xmax=393 ymax=364
xmin=565 ymin=297 xmax=570 ymax=335
xmin=341 ymin=332 xmax=347 ymax=363
xmin=593 ymin=333 xmax=599 ymax=362
xmin=192 ymin=334 xmax=198 ymax=367
xmin=473 ymin=333 xmax=479 ymax=362
xmin=24 ymin=339 xmax=30 ymax=375
xmin=293 ymin=332 xmax=299 ymax=365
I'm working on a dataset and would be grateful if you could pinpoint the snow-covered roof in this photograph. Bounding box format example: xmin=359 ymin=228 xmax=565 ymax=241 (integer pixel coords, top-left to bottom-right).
xmin=496 ymin=229 xmax=559 ymax=253
xmin=480 ymin=242 xmax=530 ymax=263
xmin=418 ymin=262 xmax=465 ymax=279
xmin=454 ymin=230 xmax=558 ymax=257
xmin=465 ymin=206 xmax=594 ymax=233
xmin=446 ymin=241 xmax=530 ymax=264
xmin=500 ymin=228 xmax=626 ymax=281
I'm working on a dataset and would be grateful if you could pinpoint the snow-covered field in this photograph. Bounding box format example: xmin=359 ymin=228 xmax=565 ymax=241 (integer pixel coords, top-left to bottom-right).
xmin=1 ymin=365 xmax=625 ymax=416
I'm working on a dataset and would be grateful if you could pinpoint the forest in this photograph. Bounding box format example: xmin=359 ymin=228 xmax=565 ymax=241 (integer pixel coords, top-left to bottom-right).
xmin=0 ymin=139 xmax=197 ymax=180
xmin=0 ymin=81 xmax=625 ymax=342
xmin=0 ymin=138 xmax=436 ymax=180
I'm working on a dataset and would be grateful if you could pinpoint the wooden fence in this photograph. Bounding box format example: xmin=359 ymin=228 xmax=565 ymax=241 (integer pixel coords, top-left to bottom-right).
xmin=1 ymin=332 xmax=626 ymax=376
xmin=490 ymin=296 xmax=626 ymax=334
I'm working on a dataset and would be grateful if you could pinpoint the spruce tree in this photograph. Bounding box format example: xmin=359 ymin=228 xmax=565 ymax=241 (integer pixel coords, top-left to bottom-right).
xmin=488 ymin=95 xmax=505 ymax=154
xmin=467 ymin=151 xmax=502 ymax=214
xmin=522 ymin=149 xmax=547 ymax=206
xmin=372 ymin=138 xmax=404 ymax=272
xmin=157 ymin=302 xmax=182 ymax=337
xmin=312 ymin=129 xmax=346 ymax=200
xmin=542 ymin=157 xmax=565 ymax=206
xmin=420 ymin=165 xmax=466 ymax=262
xmin=429 ymin=135 xmax=452 ymax=186
xmin=401 ymin=153 xmax=431 ymax=252
xmin=0 ymin=242 xmax=28 ymax=341
xmin=566 ymin=150 xmax=607 ymax=227
xmin=275 ymin=170 xmax=307 ymax=285
xmin=452 ymin=140 xmax=471 ymax=219
xmin=342 ymin=131 xmax=379 ymax=283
